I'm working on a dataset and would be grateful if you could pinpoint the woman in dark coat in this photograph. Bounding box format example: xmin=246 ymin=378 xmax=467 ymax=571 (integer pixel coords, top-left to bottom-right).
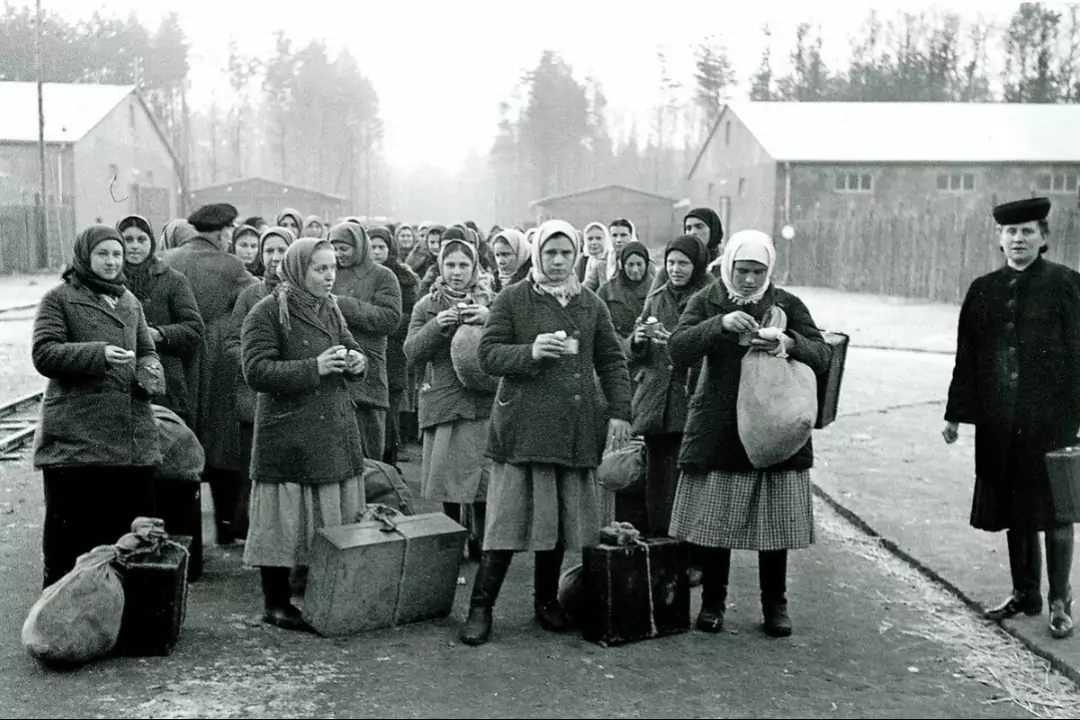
xmin=369 ymin=226 xmax=419 ymax=465
xmin=225 ymin=227 xmax=294 ymax=539
xmin=490 ymin=228 xmax=532 ymax=293
xmin=329 ymin=222 xmax=403 ymax=460
xmin=32 ymin=226 xmax=165 ymax=587
xmin=117 ymin=214 xmax=204 ymax=425
xmin=597 ymin=241 xmax=654 ymax=353
xmin=241 ymin=238 xmax=367 ymax=630
xmin=944 ymin=197 xmax=1080 ymax=639
xmin=668 ymin=229 xmax=830 ymax=639
xmin=463 ymin=219 xmax=632 ymax=646
xmin=652 ymin=208 xmax=724 ymax=292
xmin=628 ymin=235 xmax=713 ymax=537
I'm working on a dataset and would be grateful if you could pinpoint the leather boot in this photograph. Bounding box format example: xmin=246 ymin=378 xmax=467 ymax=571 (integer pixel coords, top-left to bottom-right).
xmin=534 ymin=546 xmax=569 ymax=631
xmin=461 ymin=550 xmax=513 ymax=646
xmin=207 ymin=468 xmax=241 ymax=546
xmin=987 ymin=530 xmax=1043 ymax=620
xmin=1046 ymin=525 xmax=1074 ymax=639
xmin=760 ymin=550 xmax=792 ymax=637
xmin=468 ymin=503 xmax=486 ymax=562
xmin=260 ymin=567 xmax=308 ymax=631
xmin=696 ymin=546 xmax=731 ymax=633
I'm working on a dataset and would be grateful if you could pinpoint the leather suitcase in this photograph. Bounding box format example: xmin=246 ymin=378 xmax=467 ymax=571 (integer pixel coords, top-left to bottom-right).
xmin=581 ymin=537 xmax=690 ymax=647
xmin=114 ymin=534 xmax=190 ymax=657
xmin=303 ymin=512 xmax=466 ymax=638
xmin=1045 ymin=446 xmax=1080 ymax=523
xmin=815 ymin=331 xmax=849 ymax=429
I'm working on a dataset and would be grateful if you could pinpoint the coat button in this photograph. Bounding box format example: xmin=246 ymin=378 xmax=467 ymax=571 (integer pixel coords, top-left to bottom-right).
xmin=1010 ymin=372 xmax=1019 ymax=381
xmin=1006 ymin=322 xmax=1015 ymax=331
xmin=303 ymin=340 xmax=310 ymax=346
xmin=573 ymin=394 xmax=582 ymax=402
xmin=574 ymin=373 xmax=582 ymax=379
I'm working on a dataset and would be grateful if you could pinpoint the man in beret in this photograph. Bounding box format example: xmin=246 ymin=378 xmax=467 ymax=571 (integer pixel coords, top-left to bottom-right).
xmin=163 ymin=203 xmax=257 ymax=546
xmin=944 ymin=197 xmax=1080 ymax=639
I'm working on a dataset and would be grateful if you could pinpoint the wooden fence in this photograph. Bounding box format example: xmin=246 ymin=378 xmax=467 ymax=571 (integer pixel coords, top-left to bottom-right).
xmin=777 ymin=206 xmax=1080 ymax=304
xmin=0 ymin=203 xmax=75 ymax=274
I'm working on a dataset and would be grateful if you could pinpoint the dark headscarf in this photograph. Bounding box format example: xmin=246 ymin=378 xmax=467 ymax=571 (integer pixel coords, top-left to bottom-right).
xmin=259 ymin=226 xmax=295 ymax=291
xmin=684 ymin=208 xmax=724 ymax=259
xmin=232 ymin=224 xmax=262 ymax=276
xmin=328 ymin=222 xmax=372 ymax=271
xmin=617 ymin=241 xmax=651 ymax=289
xmin=275 ymin=238 xmax=349 ymax=334
xmin=664 ymin=234 xmax=711 ymax=310
xmin=63 ymin=225 xmax=128 ymax=298
xmin=276 ymin=208 xmax=304 ymax=233
xmin=117 ymin=215 xmax=157 ymax=302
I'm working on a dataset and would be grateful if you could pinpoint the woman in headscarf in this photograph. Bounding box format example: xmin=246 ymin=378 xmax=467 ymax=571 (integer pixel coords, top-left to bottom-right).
xmin=490 ymin=228 xmax=532 ymax=293
xmin=225 ymin=226 xmax=295 ymax=542
xmin=651 ymin=208 xmax=725 ymax=292
xmin=231 ymin=224 xmax=263 ymax=277
xmin=465 ymin=220 xmax=632 ymax=646
xmin=118 ymin=215 xmax=204 ymax=424
xmin=241 ymin=238 xmax=367 ymax=631
xmin=329 ymin=222 xmax=403 ymax=461
xmin=596 ymin=241 xmax=653 ymax=352
xmin=303 ymin=215 xmax=326 ymax=239
xmin=369 ymin=227 xmax=420 ymax=465
xmin=576 ymin=222 xmax=609 ymax=286
xmin=32 ymin=225 xmax=165 ymax=587
xmin=276 ymin=209 xmax=304 ymax=240
xmin=395 ymin=224 xmax=418 ymax=258
xmin=404 ymin=239 xmax=496 ymax=550
xmin=160 ymin=218 xmax=199 ymax=252
xmin=627 ymin=235 xmax=713 ymax=537
xmin=407 ymin=224 xmax=443 ymax=278
xmin=419 ymin=226 xmax=476 ymax=298
xmin=667 ymin=229 xmax=830 ymax=639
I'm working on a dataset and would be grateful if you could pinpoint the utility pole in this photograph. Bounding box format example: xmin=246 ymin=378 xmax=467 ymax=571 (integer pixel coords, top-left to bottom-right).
xmin=35 ymin=0 xmax=48 ymax=268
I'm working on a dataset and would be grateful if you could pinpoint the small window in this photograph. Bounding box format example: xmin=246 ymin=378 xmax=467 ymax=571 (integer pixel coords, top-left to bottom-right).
xmin=836 ymin=171 xmax=873 ymax=193
xmin=860 ymin=174 xmax=872 ymax=191
xmin=1038 ymin=172 xmax=1080 ymax=193
xmin=724 ymin=121 xmax=732 ymax=146
xmin=1054 ymin=174 xmax=1066 ymax=191
xmin=1068 ymin=175 xmax=1079 ymax=192
xmin=835 ymin=174 xmax=847 ymax=191
xmin=963 ymin=173 xmax=975 ymax=190
xmin=1038 ymin=174 xmax=1053 ymax=191
xmin=937 ymin=172 xmax=975 ymax=192
xmin=937 ymin=174 xmax=949 ymax=190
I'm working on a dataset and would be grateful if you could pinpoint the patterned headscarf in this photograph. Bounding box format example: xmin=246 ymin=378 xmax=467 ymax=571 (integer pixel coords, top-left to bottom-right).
xmin=63 ymin=225 xmax=127 ymax=298
xmin=328 ymin=222 xmax=371 ymax=270
xmin=429 ymin=239 xmax=495 ymax=307
xmin=491 ymin=228 xmax=531 ymax=286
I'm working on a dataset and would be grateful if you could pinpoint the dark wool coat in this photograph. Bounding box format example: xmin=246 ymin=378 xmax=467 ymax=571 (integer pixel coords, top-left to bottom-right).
xmin=946 ymin=257 xmax=1080 ymax=532
xmin=479 ymin=283 xmax=632 ymax=469
xmin=333 ymin=262 xmax=403 ymax=410
xmin=669 ymin=283 xmax=831 ymax=474
xmin=241 ymin=294 xmax=366 ymax=485
xmin=225 ymin=280 xmax=272 ymax=424
xmin=32 ymin=283 xmax=163 ymax=468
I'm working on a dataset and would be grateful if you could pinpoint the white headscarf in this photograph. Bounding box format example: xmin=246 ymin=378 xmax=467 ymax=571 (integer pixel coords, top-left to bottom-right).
xmin=531 ymin=219 xmax=582 ymax=307
xmin=720 ymin=229 xmax=776 ymax=306
xmin=492 ymin=228 xmax=531 ymax=285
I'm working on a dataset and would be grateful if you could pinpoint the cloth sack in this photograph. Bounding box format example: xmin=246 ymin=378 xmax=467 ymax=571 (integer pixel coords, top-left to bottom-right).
xmin=597 ymin=437 xmax=647 ymax=492
xmin=450 ymin=323 xmax=500 ymax=394
xmin=152 ymin=404 xmax=205 ymax=481
xmin=736 ymin=308 xmax=818 ymax=469
xmin=362 ymin=459 xmax=414 ymax=515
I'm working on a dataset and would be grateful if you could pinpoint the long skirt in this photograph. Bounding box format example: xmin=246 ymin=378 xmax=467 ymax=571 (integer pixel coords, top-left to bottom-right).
xmin=42 ymin=466 xmax=156 ymax=588
xmin=243 ymin=478 xmax=365 ymax=568
xmin=355 ymin=404 xmax=387 ymax=462
xmin=420 ymin=419 xmax=490 ymax=503
xmin=669 ymin=469 xmax=814 ymax=551
xmin=485 ymin=462 xmax=600 ymax=552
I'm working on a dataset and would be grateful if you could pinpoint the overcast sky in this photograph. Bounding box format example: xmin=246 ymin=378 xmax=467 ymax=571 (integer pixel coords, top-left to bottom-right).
xmin=38 ymin=0 xmax=1024 ymax=171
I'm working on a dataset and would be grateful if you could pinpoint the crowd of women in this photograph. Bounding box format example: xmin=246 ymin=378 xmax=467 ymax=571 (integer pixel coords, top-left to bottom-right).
xmin=31 ymin=200 xmax=832 ymax=645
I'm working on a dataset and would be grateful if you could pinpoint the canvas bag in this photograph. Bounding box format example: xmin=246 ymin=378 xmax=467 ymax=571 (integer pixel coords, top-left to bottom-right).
xmin=736 ymin=307 xmax=818 ymax=469
xmin=450 ymin=323 xmax=500 ymax=394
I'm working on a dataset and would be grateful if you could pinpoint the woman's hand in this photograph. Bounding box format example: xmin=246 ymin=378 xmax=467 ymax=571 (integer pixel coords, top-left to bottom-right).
xmin=942 ymin=422 xmax=959 ymax=444
xmin=149 ymin=327 xmax=164 ymax=344
xmin=317 ymin=345 xmax=349 ymax=376
xmin=531 ymin=333 xmax=566 ymax=360
xmin=608 ymin=419 xmax=632 ymax=451
xmin=460 ymin=305 xmax=489 ymax=325
xmin=652 ymin=327 xmax=672 ymax=346
xmin=346 ymin=349 xmax=367 ymax=375
xmin=750 ymin=331 xmax=794 ymax=354
xmin=630 ymin=324 xmax=649 ymax=346
xmin=104 ymin=345 xmax=136 ymax=367
xmin=721 ymin=311 xmax=759 ymax=334
xmin=436 ymin=309 xmax=460 ymax=329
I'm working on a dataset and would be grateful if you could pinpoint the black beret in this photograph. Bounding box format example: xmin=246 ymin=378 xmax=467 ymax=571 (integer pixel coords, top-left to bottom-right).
xmin=187 ymin=203 xmax=239 ymax=232
xmin=992 ymin=197 xmax=1051 ymax=226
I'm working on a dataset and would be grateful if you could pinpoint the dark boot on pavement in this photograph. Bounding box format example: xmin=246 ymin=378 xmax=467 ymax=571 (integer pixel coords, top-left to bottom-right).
xmin=534 ymin=546 xmax=569 ymax=631
xmin=1046 ymin=525 xmax=1074 ymax=639
xmin=760 ymin=550 xmax=792 ymax=638
xmin=696 ymin=546 xmax=731 ymax=633
xmin=460 ymin=550 xmax=513 ymax=646
xmin=987 ymin=530 xmax=1043 ymax=621
xmin=260 ymin=567 xmax=308 ymax=632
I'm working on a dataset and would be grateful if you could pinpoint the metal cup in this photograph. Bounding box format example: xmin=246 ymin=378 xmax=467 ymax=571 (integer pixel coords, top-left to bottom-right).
xmin=563 ymin=338 xmax=580 ymax=356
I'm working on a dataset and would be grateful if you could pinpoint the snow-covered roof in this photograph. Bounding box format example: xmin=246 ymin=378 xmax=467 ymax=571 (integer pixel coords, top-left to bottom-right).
xmin=0 ymin=82 xmax=133 ymax=143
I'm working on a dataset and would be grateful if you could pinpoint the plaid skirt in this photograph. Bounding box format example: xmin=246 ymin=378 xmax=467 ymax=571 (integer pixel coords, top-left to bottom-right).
xmin=669 ymin=469 xmax=814 ymax=551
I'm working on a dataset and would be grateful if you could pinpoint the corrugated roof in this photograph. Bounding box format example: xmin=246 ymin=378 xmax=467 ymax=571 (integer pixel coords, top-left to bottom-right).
xmin=0 ymin=82 xmax=134 ymax=143
xmin=531 ymin=184 xmax=678 ymax=207
xmin=691 ymin=101 xmax=1080 ymax=176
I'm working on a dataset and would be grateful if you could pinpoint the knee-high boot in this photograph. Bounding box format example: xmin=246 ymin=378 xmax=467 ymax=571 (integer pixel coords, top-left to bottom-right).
xmin=1046 ymin=525 xmax=1075 ymax=639
xmin=534 ymin=545 xmax=569 ymax=631
xmin=987 ymin=530 xmax=1043 ymax=620
xmin=460 ymin=550 xmax=514 ymax=646
xmin=260 ymin=567 xmax=307 ymax=631
xmin=696 ymin=546 xmax=731 ymax=633
xmin=760 ymin=550 xmax=792 ymax=637
xmin=468 ymin=502 xmax=486 ymax=561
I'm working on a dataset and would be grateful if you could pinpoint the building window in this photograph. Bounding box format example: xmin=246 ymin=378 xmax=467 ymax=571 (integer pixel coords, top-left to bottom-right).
xmin=1038 ymin=172 xmax=1079 ymax=193
xmin=724 ymin=121 xmax=732 ymax=146
xmin=937 ymin=172 xmax=976 ymax=192
xmin=836 ymin=172 xmax=873 ymax=193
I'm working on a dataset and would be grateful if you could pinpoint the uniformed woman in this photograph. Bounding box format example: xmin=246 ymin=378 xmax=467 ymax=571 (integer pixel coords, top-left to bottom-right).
xmin=944 ymin=197 xmax=1080 ymax=639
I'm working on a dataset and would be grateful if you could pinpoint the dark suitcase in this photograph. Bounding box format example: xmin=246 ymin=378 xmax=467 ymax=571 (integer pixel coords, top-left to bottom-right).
xmin=581 ymin=537 xmax=690 ymax=647
xmin=152 ymin=476 xmax=203 ymax=582
xmin=815 ymin=331 xmax=850 ymax=429
xmin=113 ymin=534 xmax=190 ymax=657
xmin=1045 ymin=446 xmax=1080 ymax=524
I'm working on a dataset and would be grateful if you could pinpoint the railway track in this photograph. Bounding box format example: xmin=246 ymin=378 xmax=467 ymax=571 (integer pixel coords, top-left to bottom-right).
xmin=0 ymin=390 xmax=43 ymax=460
